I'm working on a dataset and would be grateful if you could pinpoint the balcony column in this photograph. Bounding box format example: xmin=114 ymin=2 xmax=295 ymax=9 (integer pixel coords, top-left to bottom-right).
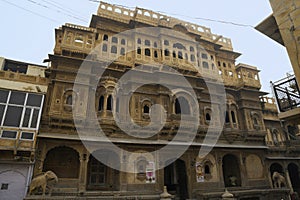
xmin=284 ymin=167 xmax=294 ymax=193
xmin=103 ymin=94 xmax=108 ymax=117
xmin=240 ymin=155 xmax=248 ymax=187
xmin=119 ymin=149 xmax=128 ymax=191
xmin=35 ymin=143 xmax=47 ymax=175
xmin=229 ymin=110 xmax=234 ymax=129
xmin=217 ymin=155 xmax=225 ymax=188
xmin=78 ymin=151 xmax=90 ymax=193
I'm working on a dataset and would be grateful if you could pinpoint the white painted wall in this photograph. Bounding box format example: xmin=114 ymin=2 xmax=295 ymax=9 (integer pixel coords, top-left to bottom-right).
xmin=0 ymin=164 xmax=31 ymax=200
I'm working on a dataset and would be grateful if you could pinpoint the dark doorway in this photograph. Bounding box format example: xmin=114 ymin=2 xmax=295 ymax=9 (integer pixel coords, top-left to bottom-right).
xmin=87 ymin=150 xmax=119 ymax=191
xmin=164 ymin=159 xmax=188 ymax=200
xmin=270 ymin=163 xmax=284 ymax=188
xmin=270 ymin=163 xmax=283 ymax=174
xmin=288 ymin=163 xmax=300 ymax=194
xmin=222 ymin=154 xmax=241 ymax=187
xmin=43 ymin=146 xmax=79 ymax=178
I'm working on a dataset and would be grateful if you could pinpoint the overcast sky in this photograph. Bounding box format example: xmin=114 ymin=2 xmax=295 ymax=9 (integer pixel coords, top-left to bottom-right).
xmin=0 ymin=0 xmax=293 ymax=94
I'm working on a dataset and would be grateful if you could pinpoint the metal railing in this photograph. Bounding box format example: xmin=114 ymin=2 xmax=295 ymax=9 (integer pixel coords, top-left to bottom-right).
xmin=272 ymin=75 xmax=300 ymax=112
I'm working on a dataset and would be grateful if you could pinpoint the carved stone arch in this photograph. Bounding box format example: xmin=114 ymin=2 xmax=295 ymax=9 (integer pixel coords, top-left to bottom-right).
xmin=204 ymin=106 xmax=213 ymax=124
xmin=271 ymin=128 xmax=280 ymax=145
xmin=202 ymin=159 xmax=214 ymax=180
xmin=96 ymin=85 xmax=106 ymax=96
xmin=229 ymin=103 xmax=239 ymax=126
xmin=140 ymin=97 xmax=154 ymax=104
xmin=288 ymin=162 xmax=300 ymax=193
xmin=43 ymin=146 xmax=80 ymax=178
xmin=45 ymin=144 xmax=81 ymax=157
xmin=63 ymin=89 xmax=78 ymax=105
xmin=136 ymin=156 xmax=148 ymax=181
xmin=158 ymin=17 xmax=169 ymax=26
xmin=226 ymin=93 xmax=235 ymax=103
xmin=245 ymin=154 xmax=263 ymax=179
xmin=100 ymin=76 xmax=117 ymax=89
xmin=222 ymin=154 xmax=242 ymax=187
xmin=251 ymin=111 xmax=262 ymax=130
xmin=172 ymin=89 xmax=197 ymax=115
xmin=106 ymin=84 xmax=116 ymax=93
xmin=173 ymin=42 xmax=187 ymax=50
xmin=173 ymin=24 xmax=188 ymax=34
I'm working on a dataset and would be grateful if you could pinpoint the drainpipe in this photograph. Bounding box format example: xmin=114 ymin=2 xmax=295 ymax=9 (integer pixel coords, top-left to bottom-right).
xmin=24 ymin=163 xmax=34 ymax=198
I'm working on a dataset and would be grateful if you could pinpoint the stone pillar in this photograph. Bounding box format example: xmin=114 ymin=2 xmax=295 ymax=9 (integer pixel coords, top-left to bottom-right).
xmin=160 ymin=186 xmax=172 ymax=200
xmin=222 ymin=189 xmax=235 ymax=200
xmin=35 ymin=144 xmax=47 ymax=175
xmin=285 ymin=167 xmax=294 ymax=193
xmin=119 ymin=150 xmax=128 ymax=191
xmin=217 ymin=155 xmax=225 ymax=188
xmin=78 ymin=152 xmax=89 ymax=193
xmin=103 ymin=94 xmax=108 ymax=117
xmin=240 ymin=155 xmax=248 ymax=187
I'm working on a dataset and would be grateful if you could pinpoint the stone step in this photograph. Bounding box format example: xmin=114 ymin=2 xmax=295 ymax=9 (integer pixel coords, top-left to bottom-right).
xmin=24 ymin=194 xmax=160 ymax=200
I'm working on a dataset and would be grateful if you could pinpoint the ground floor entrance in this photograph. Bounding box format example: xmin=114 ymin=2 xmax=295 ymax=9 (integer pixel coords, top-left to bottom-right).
xmin=164 ymin=159 xmax=188 ymax=200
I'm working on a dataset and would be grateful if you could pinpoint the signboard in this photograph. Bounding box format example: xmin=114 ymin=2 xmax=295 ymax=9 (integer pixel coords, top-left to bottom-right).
xmin=146 ymin=161 xmax=156 ymax=183
xmin=196 ymin=162 xmax=204 ymax=182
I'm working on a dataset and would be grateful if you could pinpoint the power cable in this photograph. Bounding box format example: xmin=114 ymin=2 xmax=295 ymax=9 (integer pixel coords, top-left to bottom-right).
xmin=1 ymin=0 xmax=59 ymax=23
xmin=26 ymin=0 xmax=89 ymax=23
xmin=40 ymin=0 xmax=87 ymax=21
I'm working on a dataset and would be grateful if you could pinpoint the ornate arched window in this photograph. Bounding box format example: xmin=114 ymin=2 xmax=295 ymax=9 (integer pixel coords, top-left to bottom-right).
xmin=112 ymin=37 xmax=118 ymax=43
xmin=164 ymin=49 xmax=170 ymax=57
xmin=190 ymin=54 xmax=195 ymax=62
xmin=143 ymin=105 xmax=150 ymax=114
xmin=102 ymin=44 xmax=107 ymax=52
xmin=111 ymin=46 xmax=117 ymax=54
xmin=172 ymin=51 xmax=176 ymax=58
xmin=103 ymin=34 xmax=108 ymax=41
xmin=120 ymin=48 xmax=125 ymax=56
xmin=145 ymin=40 xmax=150 ymax=46
xmin=175 ymin=96 xmax=190 ymax=115
xmin=225 ymin=111 xmax=230 ymax=123
xmin=107 ymin=95 xmax=113 ymax=111
xmin=121 ymin=39 xmax=126 ymax=45
xmin=272 ymin=129 xmax=279 ymax=145
xmin=154 ymin=50 xmax=158 ymax=58
xmin=145 ymin=48 xmax=151 ymax=56
xmin=98 ymin=95 xmax=104 ymax=111
xmin=66 ymin=95 xmax=73 ymax=105
xmin=251 ymin=112 xmax=261 ymax=130
xmin=137 ymin=47 xmax=141 ymax=55
xmin=231 ymin=111 xmax=236 ymax=123
xmin=206 ymin=113 xmax=211 ymax=122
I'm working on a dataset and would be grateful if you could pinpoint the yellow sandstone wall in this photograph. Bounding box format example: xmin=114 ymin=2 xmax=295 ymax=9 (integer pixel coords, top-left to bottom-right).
xmin=270 ymin=0 xmax=300 ymax=87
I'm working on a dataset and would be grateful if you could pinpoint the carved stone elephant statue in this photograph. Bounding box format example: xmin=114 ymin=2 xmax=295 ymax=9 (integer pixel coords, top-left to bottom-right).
xmin=272 ymin=171 xmax=286 ymax=188
xmin=29 ymin=171 xmax=58 ymax=196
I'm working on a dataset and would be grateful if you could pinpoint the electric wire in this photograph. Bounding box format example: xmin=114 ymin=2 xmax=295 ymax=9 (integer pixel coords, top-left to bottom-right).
xmin=40 ymin=0 xmax=88 ymax=21
xmin=26 ymin=0 xmax=89 ymax=23
xmin=0 ymin=0 xmax=59 ymax=23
